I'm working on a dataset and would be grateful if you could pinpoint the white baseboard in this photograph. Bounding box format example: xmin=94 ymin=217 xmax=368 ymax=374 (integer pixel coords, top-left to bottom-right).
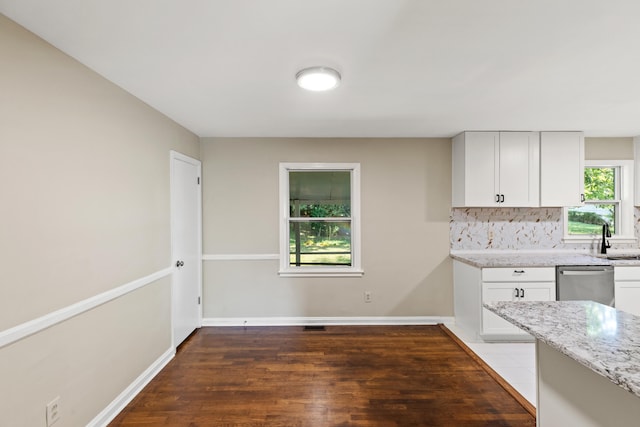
xmin=87 ymin=347 xmax=175 ymax=427
xmin=202 ymin=316 xmax=455 ymax=327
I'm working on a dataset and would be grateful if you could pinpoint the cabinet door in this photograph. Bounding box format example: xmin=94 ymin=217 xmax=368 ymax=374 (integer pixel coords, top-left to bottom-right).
xmin=519 ymin=283 xmax=555 ymax=301
xmin=482 ymin=281 xmax=554 ymax=336
xmin=615 ymin=282 xmax=640 ymax=316
xmin=482 ymin=283 xmax=523 ymax=335
xmin=462 ymin=132 xmax=499 ymax=206
xmin=540 ymin=131 xmax=584 ymax=206
xmin=498 ymin=132 xmax=540 ymax=207
xmin=635 ymin=138 xmax=640 ymax=206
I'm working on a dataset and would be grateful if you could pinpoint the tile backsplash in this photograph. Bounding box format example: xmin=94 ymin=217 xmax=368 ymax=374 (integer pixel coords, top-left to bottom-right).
xmin=450 ymin=207 xmax=640 ymax=252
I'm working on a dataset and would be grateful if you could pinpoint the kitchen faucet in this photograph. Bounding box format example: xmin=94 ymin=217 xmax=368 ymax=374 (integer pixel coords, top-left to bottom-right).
xmin=601 ymin=223 xmax=612 ymax=254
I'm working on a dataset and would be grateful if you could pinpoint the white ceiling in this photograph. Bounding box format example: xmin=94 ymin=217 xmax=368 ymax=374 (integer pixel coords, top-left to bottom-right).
xmin=2 ymin=0 xmax=640 ymax=138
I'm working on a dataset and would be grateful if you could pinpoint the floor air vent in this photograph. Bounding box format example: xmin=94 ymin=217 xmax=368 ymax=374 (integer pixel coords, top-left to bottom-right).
xmin=303 ymin=325 xmax=326 ymax=331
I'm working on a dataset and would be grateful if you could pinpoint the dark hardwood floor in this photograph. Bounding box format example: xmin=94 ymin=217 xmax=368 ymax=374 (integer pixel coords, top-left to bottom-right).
xmin=109 ymin=325 xmax=535 ymax=426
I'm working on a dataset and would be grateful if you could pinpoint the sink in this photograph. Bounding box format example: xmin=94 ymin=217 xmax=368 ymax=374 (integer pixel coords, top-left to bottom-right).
xmin=607 ymin=255 xmax=640 ymax=260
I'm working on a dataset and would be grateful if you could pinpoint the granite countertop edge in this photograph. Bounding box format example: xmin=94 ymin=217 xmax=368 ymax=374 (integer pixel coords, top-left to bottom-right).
xmin=484 ymin=301 xmax=640 ymax=398
xmin=449 ymin=251 xmax=640 ymax=268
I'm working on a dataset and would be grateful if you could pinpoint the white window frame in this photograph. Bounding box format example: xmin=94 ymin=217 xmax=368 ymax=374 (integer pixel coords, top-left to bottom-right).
xmin=563 ymin=159 xmax=636 ymax=244
xmin=279 ymin=162 xmax=363 ymax=277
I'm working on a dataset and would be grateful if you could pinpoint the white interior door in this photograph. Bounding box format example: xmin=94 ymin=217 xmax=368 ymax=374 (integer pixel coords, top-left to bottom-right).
xmin=170 ymin=151 xmax=202 ymax=347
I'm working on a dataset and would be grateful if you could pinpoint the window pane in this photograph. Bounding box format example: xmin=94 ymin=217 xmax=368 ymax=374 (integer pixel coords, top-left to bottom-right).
xmin=289 ymin=221 xmax=351 ymax=266
xmin=584 ymin=167 xmax=615 ymax=201
xmin=568 ymin=203 xmax=616 ymax=234
xmin=293 ymin=203 xmax=351 ymax=218
xmin=289 ymin=171 xmax=350 ymax=217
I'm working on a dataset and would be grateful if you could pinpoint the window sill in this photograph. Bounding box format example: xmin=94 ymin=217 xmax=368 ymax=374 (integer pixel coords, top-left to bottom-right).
xmin=562 ymin=235 xmax=638 ymax=245
xmin=278 ymin=269 xmax=364 ymax=278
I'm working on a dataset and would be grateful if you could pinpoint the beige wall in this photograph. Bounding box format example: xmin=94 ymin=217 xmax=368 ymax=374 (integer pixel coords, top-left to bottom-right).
xmin=7 ymin=5 xmax=633 ymax=422
xmin=585 ymin=137 xmax=634 ymax=160
xmin=201 ymin=137 xmax=453 ymax=319
xmin=0 ymin=14 xmax=199 ymax=426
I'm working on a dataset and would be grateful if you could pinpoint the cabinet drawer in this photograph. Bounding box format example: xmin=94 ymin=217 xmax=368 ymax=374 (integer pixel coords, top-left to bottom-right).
xmin=482 ymin=282 xmax=555 ymax=302
xmin=482 ymin=267 xmax=555 ymax=282
xmin=614 ymin=266 xmax=640 ymax=281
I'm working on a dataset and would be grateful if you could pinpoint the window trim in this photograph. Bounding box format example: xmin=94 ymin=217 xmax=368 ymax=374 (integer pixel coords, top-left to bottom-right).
xmin=278 ymin=162 xmax=363 ymax=277
xmin=563 ymin=159 xmax=636 ymax=243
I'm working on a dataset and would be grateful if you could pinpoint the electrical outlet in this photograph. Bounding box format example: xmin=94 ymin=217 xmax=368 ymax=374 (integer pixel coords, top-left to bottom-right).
xmin=46 ymin=397 xmax=60 ymax=427
xmin=364 ymin=291 xmax=372 ymax=303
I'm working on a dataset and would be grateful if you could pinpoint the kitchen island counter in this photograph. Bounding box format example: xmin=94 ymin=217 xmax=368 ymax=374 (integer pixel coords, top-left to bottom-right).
xmin=485 ymin=300 xmax=640 ymax=426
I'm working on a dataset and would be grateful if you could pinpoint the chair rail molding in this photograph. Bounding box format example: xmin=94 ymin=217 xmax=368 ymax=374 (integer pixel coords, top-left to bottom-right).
xmin=0 ymin=266 xmax=173 ymax=349
xmin=202 ymin=254 xmax=279 ymax=261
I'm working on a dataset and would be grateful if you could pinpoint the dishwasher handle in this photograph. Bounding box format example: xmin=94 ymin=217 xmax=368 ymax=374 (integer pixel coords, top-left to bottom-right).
xmin=559 ymin=270 xmax=612 ymax=276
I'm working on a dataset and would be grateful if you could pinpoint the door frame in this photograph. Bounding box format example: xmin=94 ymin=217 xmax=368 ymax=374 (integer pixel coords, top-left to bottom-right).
xmin=169 ymin=150 xmax=203 ymax=348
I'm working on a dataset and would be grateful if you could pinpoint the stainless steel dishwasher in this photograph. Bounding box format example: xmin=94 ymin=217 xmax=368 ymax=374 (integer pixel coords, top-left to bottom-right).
xmin=556 ymin=265 xmax=615 ymax=306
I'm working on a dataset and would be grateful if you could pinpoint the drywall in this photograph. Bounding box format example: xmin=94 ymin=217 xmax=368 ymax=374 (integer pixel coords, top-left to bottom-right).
xmin=0 ymin=14 xmax=198 ymax=426
xmin=585 ymin=137 xmax=634 ymax=160
xmin=0 ymin=278 xmax=171 ymax=426
xmin=200 ymin=137 xmax=453 ymax=319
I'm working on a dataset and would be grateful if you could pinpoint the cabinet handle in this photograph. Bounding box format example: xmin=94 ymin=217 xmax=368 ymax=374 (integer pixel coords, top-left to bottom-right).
xmin=513 ymin=270 xmax=525 ymax=274
xmin=496 ymin=194 xmax=500 ymax=203
xmin=520 ymin=288 xmax=525 ymax=299
xmin=500 ymin=194 xmax=505 ymax=203
xmin=514 ymin=288 xmax=520 ymax=299
xmin=580 ymin=193 xmax=585 ymax=203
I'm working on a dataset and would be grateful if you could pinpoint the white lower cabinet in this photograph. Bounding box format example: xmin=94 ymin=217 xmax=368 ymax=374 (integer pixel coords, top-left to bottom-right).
xmin=454 ymin=260 xmax=556 ymax=341
xmin=614 ymin=266 xmax=640 ymax=316
xmin=482 ymin=283 xmax=523 ymax=336
xmin=482 ymin=281 xmax=555 ymax=337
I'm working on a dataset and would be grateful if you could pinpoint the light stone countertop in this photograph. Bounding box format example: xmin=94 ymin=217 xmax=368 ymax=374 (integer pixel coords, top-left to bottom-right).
xmin=484 ymin=300 xmax=640 ymax=398
xmin=450 ymin=252 xmax=612 ymax=268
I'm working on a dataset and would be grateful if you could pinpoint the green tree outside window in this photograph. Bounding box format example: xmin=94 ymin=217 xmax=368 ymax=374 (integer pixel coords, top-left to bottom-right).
xmin=568 ymin=167 xmax=617 ymax=235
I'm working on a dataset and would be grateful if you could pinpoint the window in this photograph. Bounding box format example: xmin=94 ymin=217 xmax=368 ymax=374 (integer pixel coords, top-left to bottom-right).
xmin=565 ymin=160 xmax=635 ymax=241
xmin=279 ymin=163 xmax=362 ymax=277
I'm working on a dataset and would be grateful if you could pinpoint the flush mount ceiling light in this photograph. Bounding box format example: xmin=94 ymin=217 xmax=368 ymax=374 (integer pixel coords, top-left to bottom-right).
xmin=296 ymin=66 xmax=341 ymax=91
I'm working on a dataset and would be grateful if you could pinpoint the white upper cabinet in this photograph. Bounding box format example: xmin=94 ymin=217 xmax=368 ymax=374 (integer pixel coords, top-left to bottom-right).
xmin=499 ymin=132 xmax=541 ymax=206
xmin=452 ymin=131 xmax=540 ymax=207
xmin=452 ymin=131 xmax=498 ymax=207
xmin=634 ymin=136 xmax=640 ymax=206
xmin=540 ymin=131 xmax=584 ymax=207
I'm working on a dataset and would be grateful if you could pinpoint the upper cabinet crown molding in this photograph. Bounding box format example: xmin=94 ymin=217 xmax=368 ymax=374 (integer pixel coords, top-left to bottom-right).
xmin=452 ymin=131 xmax=540 ymax=207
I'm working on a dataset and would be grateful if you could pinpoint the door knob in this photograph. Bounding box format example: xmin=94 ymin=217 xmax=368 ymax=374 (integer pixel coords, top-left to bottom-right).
xmin=176 ymin=260 xmax=184 ymax=268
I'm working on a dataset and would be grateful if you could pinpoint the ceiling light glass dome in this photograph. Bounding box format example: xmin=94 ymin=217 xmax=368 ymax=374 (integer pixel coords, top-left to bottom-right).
xmin=296 ymin=67 xmax=341 ymax=91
